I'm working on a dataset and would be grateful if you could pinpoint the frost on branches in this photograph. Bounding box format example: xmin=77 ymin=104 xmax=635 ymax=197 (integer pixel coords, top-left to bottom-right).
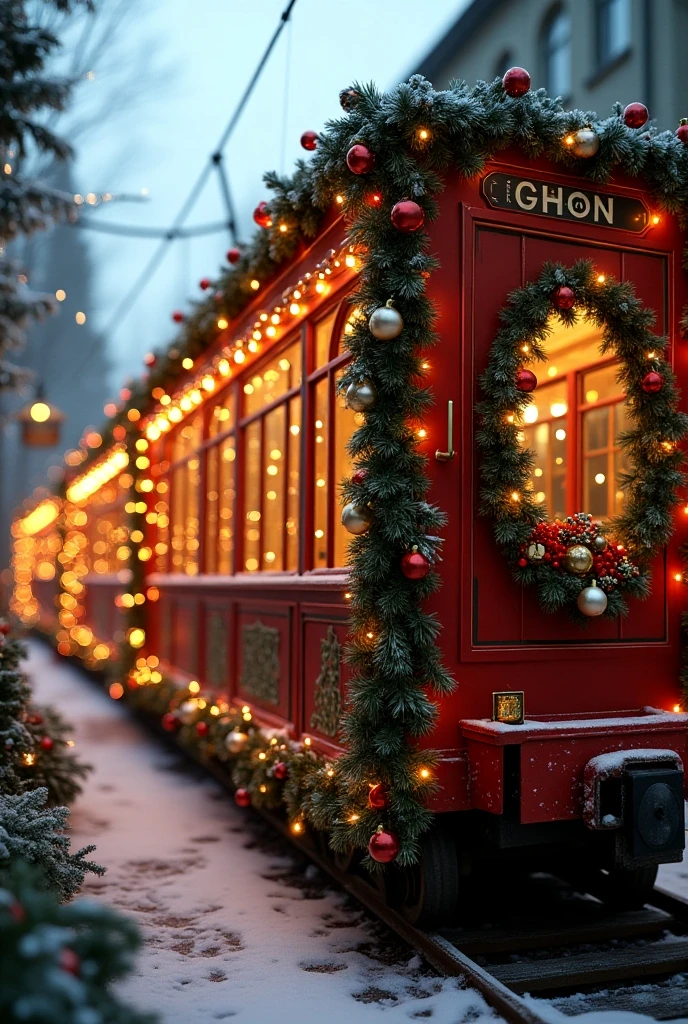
xmin=0 ymin=787 xmax=104 ymax=901
xmin=0 ymin=0 xmax=86 ymax=391
xmin=0 ymin=861 xmax=155 ymax=1024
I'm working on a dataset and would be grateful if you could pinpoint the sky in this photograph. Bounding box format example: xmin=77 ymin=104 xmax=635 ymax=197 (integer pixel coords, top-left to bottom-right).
xmin=65 ymin=0 xmax=468 ymax=395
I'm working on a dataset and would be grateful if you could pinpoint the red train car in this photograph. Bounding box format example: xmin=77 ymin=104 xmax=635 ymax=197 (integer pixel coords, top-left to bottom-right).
xmin=13 ymin=76 xmax=688 ymax=922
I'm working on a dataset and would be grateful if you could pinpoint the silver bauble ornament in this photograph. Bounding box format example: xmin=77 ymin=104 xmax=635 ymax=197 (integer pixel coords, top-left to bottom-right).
xmin=346 ymin=381 xmax=377 ymax=412
xmin=341 ymin=502 xmax=372 ymax=535
xmin=564 ymin=544 xmax=594 ymax=575
xmin=527 ymin=542 xmax=545 ymax=562
xmin=368 ymin=301 xmax=403 ymax=340
xmin=577 ymin=581 xmax=608 ymax=617
xmin=592 ymin=535 xmax=607 ymax=552
xmin=225 ymin=729 xmax=248 ymax=754
xmin=570 ymin=128 xmax=600 ymax=158
xmin=178 ymin=700 xmax=197 ymax=725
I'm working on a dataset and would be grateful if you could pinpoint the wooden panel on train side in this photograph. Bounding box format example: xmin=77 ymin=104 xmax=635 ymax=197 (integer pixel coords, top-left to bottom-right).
xmin=202 ymin=600 xmax=231 ymax=695
xmin=300 ymin=605 xmax=349 ymax=749
xmin=171 ymin=597 xmax=199 ymax=677
xmin=235 ymin=603 xmax=292 ymax=721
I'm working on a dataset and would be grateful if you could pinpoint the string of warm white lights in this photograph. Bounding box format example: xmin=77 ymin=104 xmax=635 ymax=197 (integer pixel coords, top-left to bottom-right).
xmin=141 ymin=240 xmax=359 ymax=441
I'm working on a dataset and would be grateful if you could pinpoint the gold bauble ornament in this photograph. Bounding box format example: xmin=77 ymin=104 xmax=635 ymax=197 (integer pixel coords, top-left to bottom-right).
xmin=341 ymin=502 xmax=372 ymax=535
xmin=346 ymin=380 xmax=377 ymax=412
xmin=527 ymin=542 xmax=545 ymax=562
xmin=225 ymin=729 xmax=248 ymax=754
xmin=577 ymin=580 xmax=608 ymax=617
xmin=564 ymin=544 xmax=594 ymax=575
xmin=368 ymin=300 xmax=403 ymax=340
xmin=570 ymin=127 xmax=600 ymax=158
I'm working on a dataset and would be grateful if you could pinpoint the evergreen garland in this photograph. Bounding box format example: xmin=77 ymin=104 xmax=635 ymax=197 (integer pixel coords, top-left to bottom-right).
xmin=477 ymin=260 xmax=688 ymax=618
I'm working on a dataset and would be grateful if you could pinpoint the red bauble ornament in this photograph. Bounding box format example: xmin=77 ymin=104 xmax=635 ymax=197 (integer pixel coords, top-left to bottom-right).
xmin=368 ymin=826 xmax=399 ymax=864
xmin=59 ymin=948 xmax=80 ymax=975
xmin=502 ymin=67 xmax=531 ymax=97
xmin=227 ymin=247 xmax=241 ymax=264
xmin=676 ymin=120 xmax=688 ymax=145
xmin=300 ymin=130 xmax=318 ymax=151
xmin=346 ymin=144 xmax=375 ymax=175
xmin=196 ymin=721 xmax=209 ymax=737
xmin=517 ymin=557 xmax=528 ymax=568
xmin=641 ymin=371 xmax=664 ymax=394
xmin=624 ymin=102 xmax=649 ymax=129
xmin=234 ymin=788 xmax=251 ymax=808
xmin=351 ymin=468 xmax=367 ymax=486
xmin=401 ymin=549 xmax=431 ymax=580
xmin=253 ymin=201 xmax=272 ymax=228
xmin=28 ymin=713 xmax=43 ymax=726
xmin=199 ymin=277 xmax=211 ymax=291
xmin=8 ymin=900 xmax=25 ymax=923
xmin=551 ymin=285 xmax=575 ymax=310
xmin=161 ymin=712 xmax=179 ymax=732
xmin=144 ymin=352 xmax=156 ymax=367
xmin=273 ymin=761 xmax=288 ymax=780
xmin=391 ymin=200 xmax=424 ymax=233
xmin=516 ymin=368 xmax=538 ymax=392
xmin=171 ymin=310 xmax=184 ymax=324
xmin=39 ymin=736 xmax=53 ymax=752
xmin=368 ymin=783 xmax=388 ymax=810
xmin=0 ymin=623 xmax=10 ymax=635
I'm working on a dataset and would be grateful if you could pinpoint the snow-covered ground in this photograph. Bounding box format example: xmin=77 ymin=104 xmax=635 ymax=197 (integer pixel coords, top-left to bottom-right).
xmin=26 ymin=641 xmax=688 ymax=1024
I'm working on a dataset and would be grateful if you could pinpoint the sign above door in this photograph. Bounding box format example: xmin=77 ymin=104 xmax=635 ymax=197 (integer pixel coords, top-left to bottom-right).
xmin=481 ymin=172 xmax=649 ymax=233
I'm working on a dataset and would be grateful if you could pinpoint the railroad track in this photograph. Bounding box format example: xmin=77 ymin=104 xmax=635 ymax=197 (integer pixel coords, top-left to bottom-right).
xmin=155 ymin=719 xmax=688 ymax=1023
xmin=63 ymin=654 xmax=688 ymax=1024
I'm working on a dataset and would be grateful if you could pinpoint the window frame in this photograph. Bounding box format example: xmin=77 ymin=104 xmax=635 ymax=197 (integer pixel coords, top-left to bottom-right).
xmin=540 ymin=3 xmax=572 ymax=101
xmin=159 ymin=290 xmax=355 ymax=578
xmin=523 ymin=352 xmax=627 ymax=519
xmin=594 ymin=0 xmax=631 ymax=71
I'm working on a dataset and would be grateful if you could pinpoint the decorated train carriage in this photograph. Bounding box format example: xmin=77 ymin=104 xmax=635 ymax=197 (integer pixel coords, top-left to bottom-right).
xmin=12 ymin=72 xmax=688 ymax=922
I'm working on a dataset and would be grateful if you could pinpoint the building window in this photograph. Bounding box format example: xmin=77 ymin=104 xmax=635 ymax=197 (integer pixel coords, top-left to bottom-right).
xmin=520 ymin=317 xmax=629 ymax=520
xmin=596 ymin=0 xmax=630 ymax=67
xmin=493 ymin=50 xmax=514 ymax=80
xmin=541 ymin=5 xmax=571 ymax=99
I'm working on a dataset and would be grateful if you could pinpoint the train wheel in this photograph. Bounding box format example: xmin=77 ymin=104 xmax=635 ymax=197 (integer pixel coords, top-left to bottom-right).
xmin=393 ymin=823 xmax=460 ymax=926
xmin=601 ymin=863 xmax=658 ymax=908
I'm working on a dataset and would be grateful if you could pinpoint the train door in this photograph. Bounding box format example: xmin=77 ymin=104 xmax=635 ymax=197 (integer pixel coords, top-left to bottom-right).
xmin=450 ymin=174 xmax=686 ymax=716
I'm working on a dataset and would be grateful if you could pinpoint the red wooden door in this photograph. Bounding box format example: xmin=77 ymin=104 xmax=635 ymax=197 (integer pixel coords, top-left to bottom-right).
xmin=471 ymin=225 xmax=669 ymax=647
xmin=423 ymin=158 xmax=687 ymax=730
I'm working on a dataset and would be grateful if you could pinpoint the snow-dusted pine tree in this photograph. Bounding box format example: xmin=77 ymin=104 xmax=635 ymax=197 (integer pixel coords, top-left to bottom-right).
xmin=0 ymin=861 xmax=155 ymax=1024
xmin=0 ymin=0 xmax=86 ymax=391
xmin=0 ymin=787 xmax=103 ymax=901
xmin=0 ymin=630 xmax=91 ymax=804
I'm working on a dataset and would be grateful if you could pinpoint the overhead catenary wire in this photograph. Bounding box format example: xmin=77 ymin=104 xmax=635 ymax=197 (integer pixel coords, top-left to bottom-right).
xmin=75 ymin=217 xmax=232 ymax=239
xmin=100 ymin=0 xmax=298 ymax=341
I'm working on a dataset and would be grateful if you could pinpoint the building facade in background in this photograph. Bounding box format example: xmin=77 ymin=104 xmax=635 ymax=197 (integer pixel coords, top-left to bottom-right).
xmin=414 ymin=0 xmax=688 ymax=130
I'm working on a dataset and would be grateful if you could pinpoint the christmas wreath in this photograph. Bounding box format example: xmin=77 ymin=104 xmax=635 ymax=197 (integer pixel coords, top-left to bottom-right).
xmin=477 ymin=260 xmax=688 ymax=620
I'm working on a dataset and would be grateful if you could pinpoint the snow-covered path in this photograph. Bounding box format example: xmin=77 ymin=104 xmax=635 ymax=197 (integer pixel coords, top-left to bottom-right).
xmin=26 ymin=641 xmax=499 ymax=1024
xmin=26 ymin=640 xmax=688 ymax=1024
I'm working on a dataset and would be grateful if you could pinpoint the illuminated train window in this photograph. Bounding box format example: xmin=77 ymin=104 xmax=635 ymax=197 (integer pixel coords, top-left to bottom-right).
xmin=520 ymin=316 xmax=629 ymax=520
xmin=161 ymin=296 xmax=358 ymax=576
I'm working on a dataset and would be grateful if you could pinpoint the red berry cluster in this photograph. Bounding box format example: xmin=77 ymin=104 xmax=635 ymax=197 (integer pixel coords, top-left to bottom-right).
xmin=517 ymin=512 xmax=639 ymax=592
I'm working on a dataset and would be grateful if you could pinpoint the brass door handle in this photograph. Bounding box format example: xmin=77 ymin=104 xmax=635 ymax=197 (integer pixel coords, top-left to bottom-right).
xmin=435 ymin=400 xmax=455 ymax=462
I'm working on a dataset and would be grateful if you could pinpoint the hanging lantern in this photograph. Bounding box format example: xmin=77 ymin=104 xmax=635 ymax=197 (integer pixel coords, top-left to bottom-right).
xmin=17 ymin=390 xmax=65 ymax=448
